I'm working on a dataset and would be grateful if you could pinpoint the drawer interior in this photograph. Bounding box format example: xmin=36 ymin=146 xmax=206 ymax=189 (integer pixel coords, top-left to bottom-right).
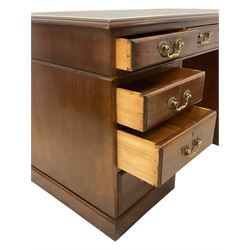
xmin=118 ymin=106 xmax=213 ymax=147
xmin=117 ymin=68 xmax=203 ymax=94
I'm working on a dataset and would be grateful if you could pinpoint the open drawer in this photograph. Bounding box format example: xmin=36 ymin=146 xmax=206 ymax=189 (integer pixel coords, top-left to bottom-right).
xmin=115 ymin=24 xmax=219 ymax=71
xmin=117 ymin=106 xmax=216 ymax=187
xmin=117 ymin=68 xmax=205 ymax=132
xmin=116 ymin=29 xmax=198 ymax=71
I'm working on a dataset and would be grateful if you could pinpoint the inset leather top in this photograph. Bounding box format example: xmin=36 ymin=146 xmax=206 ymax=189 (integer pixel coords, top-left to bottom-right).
xmin=32 ymin=9 xmax=219 ymax=28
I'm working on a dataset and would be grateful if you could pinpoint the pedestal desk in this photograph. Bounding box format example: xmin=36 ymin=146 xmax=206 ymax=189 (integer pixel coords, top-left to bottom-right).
xmin=31 ymin=9 xmax=219 ymax=240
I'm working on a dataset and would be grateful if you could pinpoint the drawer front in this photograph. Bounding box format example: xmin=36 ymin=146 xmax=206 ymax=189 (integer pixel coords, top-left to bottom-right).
xmin=116 ymin=30 xmax=198 ymax=71
xmin=117 ymin=106 xmax=217 ymax=187
xmin=160 ymin=110 xmax=216 ymax=184
xmin=117 ymin=68 xmax=205 ymax=132
xmin=118 ymin=171 xmax=152 ymax=215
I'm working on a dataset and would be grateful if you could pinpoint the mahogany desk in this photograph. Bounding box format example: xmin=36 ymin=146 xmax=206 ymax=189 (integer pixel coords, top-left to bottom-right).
xmin=31 ymin=9 xmax=219 ymax=240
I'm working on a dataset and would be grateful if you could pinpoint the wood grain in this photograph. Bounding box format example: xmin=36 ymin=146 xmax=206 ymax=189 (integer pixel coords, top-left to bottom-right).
xmin=32 ymin=23 xmax=112 ymax=76
xmin=116 ymin=88 xmax=144 ymax=131
xmin=117 ymin=130 xmax=159 ymax=186
xmin=116 ymin=38 xmax=132 ymax=71
xmin=32 ymin=61 xmax=117 ymax=217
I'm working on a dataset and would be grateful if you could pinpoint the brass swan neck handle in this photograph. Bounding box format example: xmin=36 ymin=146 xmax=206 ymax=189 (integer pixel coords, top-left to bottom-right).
xmin=168 ymin=90 xmax=192 ymax=112
xmin=198 ymin=31 xmax=213 ymax=45
xmin=159 ymin=38 xmax=184 ymax=59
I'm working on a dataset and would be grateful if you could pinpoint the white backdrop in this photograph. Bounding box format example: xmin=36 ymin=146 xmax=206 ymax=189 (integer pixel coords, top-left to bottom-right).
xmin=1 ymin=1 xmax=250 ymax=249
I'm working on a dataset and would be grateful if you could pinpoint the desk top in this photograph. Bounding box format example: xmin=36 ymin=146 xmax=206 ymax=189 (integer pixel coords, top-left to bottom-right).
xmin=32 ymin=9 xmax=218 ymax=21
xmin=32 ymin=9 xmax=219 ymax=28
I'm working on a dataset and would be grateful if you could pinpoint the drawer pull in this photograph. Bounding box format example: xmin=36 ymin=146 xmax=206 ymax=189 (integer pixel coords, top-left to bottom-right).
xmin=198 ymin=31 xmax=213 ymax=45
xmin=168 ymin=90 xmax=192 ymax=112
xmin=159 ymin=38 xmax=184 ymax=59
xmin=182 ymin=137 xmax=203 ymax=158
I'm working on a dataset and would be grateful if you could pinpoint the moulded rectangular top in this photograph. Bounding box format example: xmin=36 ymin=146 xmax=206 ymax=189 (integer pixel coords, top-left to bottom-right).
xmin=32 ymin=9 xmax=219 ymax=28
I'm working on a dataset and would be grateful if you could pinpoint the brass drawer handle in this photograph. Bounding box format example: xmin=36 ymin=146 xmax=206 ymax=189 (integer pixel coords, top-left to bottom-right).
xmin=182 ymin=137 xmax=203 ymax=158
xmin=159 ymin=38 xmax=184 ymax=59
xmin=168 ymin=90 xmax=192 ymax=112
xmin=198 ymin=31 xmax=213 ymax=45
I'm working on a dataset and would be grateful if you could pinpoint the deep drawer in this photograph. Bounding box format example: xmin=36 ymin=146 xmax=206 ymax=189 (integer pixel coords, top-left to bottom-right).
xmin=117 ymin=68 xmax=205 ymax=132
xmin=117 ymin=106 xmax=216 ymax=187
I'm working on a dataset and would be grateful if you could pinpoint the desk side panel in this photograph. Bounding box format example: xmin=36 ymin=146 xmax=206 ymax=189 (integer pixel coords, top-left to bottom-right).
xmin=31 ymin=62 xmax=117 ymax=217
xmin=32 ymin=23 xmax=112 ymax=76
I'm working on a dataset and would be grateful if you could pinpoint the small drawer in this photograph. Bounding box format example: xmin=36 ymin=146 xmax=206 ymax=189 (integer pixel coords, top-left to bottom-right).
xmin=116 ymin=29 xmax=198 ymax=71
xmin=117 ymin=106 xmax=216 ymax=187
xmin=117 ymin=68 xmax=205 ymax=132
